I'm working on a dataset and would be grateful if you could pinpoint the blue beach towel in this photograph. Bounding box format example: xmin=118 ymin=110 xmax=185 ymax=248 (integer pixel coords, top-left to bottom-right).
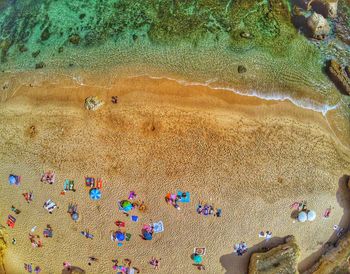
xmin=177 ymin=191 xmax=190 ymax=203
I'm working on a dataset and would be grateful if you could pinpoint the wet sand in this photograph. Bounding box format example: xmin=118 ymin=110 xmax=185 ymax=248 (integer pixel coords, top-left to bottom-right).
xmin=0 ymin=74 xmax=349 ymax=274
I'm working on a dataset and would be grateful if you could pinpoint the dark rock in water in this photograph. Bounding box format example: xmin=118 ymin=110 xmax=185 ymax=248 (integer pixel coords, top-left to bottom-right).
xmin=240 ymin=32 xmax=252 ymax=39
xmin=41 ymin=27 xmax=51 ymax=41
xmin=132 ymin=34 xmax=138 ymax=41
xmin=346 ymin=66 xmax=350 ymax=79
xmin=58 ymin=47 xmax=64 ymax=53
xmin=0 ymin=39 xmax=11 ymax=62
xmin=79 ymin=13 xmax=86 ymax=20
xmin=32 ymin=50 xmax=40 ymax=58
xmin=238 ymin=65 xmax=247 ymax=73
xmin=69 ymin=63 xmax=74 ymax=67
xmin=35 ymin=62 xmax=45 ymax=69
xmin=18 ymin=44 xmax=28 ymax=53
xmin=69 ymin=34 xmax=80 ymax=45
xmin=326 ymin=59 xmax=350 ymax=96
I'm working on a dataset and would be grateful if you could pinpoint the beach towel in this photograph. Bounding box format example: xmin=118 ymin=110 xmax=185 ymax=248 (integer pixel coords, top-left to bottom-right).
xmin=41 ymin=171 xmax=55 ymax=184
xmin=115 ymin=221 xmax=125 ymax=227
xmin=153 ymin=221 xmax=164 ymax=233
xmin=43 ymin=229 xmax=53 ymax=238
xmin=194 ymin=247 xmax=206 ymax=256
xmin=85 ymin=177 xmax=95 ymax=187
xmin=9 ymin=174 xmax=21 ymax=186
xmin=126 ymin=233 xmax=132 ymax=241
xmin=177 ymin=191 xmax=190 ymax=203
xmin=96 ymin=178 xmax=103 ymax=189
xmin=7 ymin=215 xmax=16 ymax=228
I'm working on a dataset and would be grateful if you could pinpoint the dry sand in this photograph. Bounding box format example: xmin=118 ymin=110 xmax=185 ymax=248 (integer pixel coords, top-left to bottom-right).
xmin=0 ymin=73 xmax=349 ymax=274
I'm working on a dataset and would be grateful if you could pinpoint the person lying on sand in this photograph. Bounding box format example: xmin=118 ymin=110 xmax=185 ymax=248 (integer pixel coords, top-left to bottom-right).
xmin=149 ymin=257 xmax=161 ymax=269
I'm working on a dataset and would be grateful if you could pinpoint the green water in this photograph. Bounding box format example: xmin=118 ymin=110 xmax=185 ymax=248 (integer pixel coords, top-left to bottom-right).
xmin=0 ymin=0 xmax=349 ymax=144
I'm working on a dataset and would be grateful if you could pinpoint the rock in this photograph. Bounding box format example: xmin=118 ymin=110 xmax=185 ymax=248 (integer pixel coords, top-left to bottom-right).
xmin=345 ymin=66 xmax=350 ymax=79
xmin=58 ymin=47 xmax=64 ymax=53
xmin=238 ymin=65 xmax=247 ymax=74
xmin=248 ymin=236 xmax=300 ymax=274
xmin=32 ymin=50 xmax=40 ymax=58
xmin=240 ymin=32 xmax=252 ymax=39
xmin=69 ymin=34 xmax=80 ymax=45
xmin=84 ymin=96 xmax=104 ymax=111
xmin=35 ymin=62 xmax=45 ymax=69
xmin=79 ymin=13 xmax=86 ymax=20
xmin=40 ymin=26 xmax=51 ymax=41
xmin=326 ymin=59 xmax=350 ymax=96
xmin=306 ymin=12 xmax=330 ymax=39
xmin=18 ymin=44 xmax=28 ymax=53
xmin=325 ymin=0 xmax=338 ymax=18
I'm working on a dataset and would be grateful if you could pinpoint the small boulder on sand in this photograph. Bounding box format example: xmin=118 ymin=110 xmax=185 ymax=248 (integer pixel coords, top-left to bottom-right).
xmin=307 ymin=12 xmax=330 ymax=39
xmin=84 ymin=96 xmax=104 ymax=111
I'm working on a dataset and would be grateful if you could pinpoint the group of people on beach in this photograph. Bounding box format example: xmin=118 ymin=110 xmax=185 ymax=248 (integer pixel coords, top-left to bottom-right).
xmin=196 ymin=202 xmax=221 ymax=217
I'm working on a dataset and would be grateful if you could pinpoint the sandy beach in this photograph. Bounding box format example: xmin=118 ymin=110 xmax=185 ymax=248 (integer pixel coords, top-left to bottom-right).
xmin=0 ymin=73 xmax=349 ymax=274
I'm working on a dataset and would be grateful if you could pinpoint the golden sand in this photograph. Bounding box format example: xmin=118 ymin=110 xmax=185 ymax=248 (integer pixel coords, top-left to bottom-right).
xmin=0 ymin=74 xmax=349 ymax=273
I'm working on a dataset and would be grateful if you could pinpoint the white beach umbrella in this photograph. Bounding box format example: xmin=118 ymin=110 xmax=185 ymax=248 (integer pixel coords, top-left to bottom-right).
xmin=307 ymin=210 xmax=316 ymax=221
xmin=298 ymin=211 xmax=307 ymax=222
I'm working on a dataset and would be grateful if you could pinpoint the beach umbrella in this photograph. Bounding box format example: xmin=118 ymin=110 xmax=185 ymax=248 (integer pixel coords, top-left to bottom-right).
xmin=8 ymin=175 xmax=16 ymax=185
xmin=89 ymin=188 xmax=101 ymax=200
xmin=121 ymin=200 xmax=133 ymax=212
xmin=116 ymin=231 xmax=125 ymax=241
xmin=71 ymin=212 xmax=79 ymax=221
xmin=193 ymin=255 xmax=203 ymax=264
xmin=298 ymin=211 xmax=307 ymax=222
xmin=307 ymin=210 xmax=316 ymax=221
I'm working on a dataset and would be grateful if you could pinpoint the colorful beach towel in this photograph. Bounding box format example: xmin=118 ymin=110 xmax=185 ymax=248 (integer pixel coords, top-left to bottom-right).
xmin=177 ymin=191 xmax=190 ymax=203
xmin=153 ymin=221 xmax=164 ymax=233
xmin=194 ymin=247 xmax=206 ymax=255
xmin=85 ymin=177 xmax=95 ymax=188
xmin=7 ymin=215 xmax=16 ymax=228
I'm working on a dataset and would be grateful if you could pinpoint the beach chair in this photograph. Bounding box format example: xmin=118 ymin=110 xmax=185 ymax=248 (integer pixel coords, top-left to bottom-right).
xmin=7 ymin=215 xmax=16 ymax=228
xmin=85 ymin=177 xmax=95 ymax=188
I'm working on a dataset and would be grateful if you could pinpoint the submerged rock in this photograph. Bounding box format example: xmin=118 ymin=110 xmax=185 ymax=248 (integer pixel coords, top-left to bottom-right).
xmin=69 ymin=34 xmax=80 ymax=45
xmin=248 ymin=236 xmax=300 ymax=274
xmin=307 ymin=12 xmax=330 ymax=39
xmin=32 ymin=50 xmax=40 ymax=58
xmin=326 ymin=59 xmax=350 ymax=96
xmin=240 ymin=32 xmax=253 ymax=39
xmin=84 ymin=96 xmax=104 ymax=111
xmin=238 ymin=65 xmax=247 ymax=74
xmin=35 ymin=62 xmax=45 ymax=69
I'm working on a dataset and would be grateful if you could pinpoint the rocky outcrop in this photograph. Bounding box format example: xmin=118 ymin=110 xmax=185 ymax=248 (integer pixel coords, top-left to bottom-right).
xmin=84 ymin=96 xmax=104 ymax=111
xmin=0 ymin=228 xmax=7 ymax=274
xmin=306 ymin=12 xmax=330 ymax=39
xmin=308 ymin=0 xmax=338 ymax=18
xmin=326 ymin=59 xmax=350 ymax=96
xmin=248 ymin=236 xmax=300 ymax=274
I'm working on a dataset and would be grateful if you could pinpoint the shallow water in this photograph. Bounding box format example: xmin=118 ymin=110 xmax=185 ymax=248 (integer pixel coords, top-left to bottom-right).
xmin=0 ymin=0 xmax=349 ymax=145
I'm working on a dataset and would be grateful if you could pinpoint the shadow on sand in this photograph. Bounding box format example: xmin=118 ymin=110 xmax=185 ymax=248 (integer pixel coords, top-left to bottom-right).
xmin=220 ymin=236 xmax=287 ymax=274
xmin=62 ymin=266 xmax=86 ymax=274
xmin=220 ymin=175 xmax=350 ymax=274
xmin=298 ymin=175 xmax=350 ymax=273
